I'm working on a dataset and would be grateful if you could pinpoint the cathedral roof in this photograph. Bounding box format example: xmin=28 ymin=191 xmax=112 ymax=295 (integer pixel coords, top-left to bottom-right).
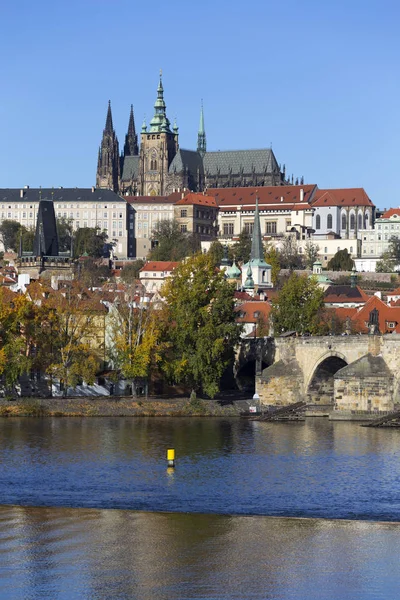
xmin=0 ymin=188 xmax=125 ymax=203
xmin=168 ymin=149 xmax=203 ymax=175
xmin=174 ymin=193 xmax=217 ymax=207
xmin=121 ymin=155 xmax=140 ymax=182
xmin=203 ymin=148 xmax=279 ymax=177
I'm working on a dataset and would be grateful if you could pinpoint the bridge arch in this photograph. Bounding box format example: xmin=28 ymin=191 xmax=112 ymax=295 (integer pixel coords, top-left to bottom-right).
xmin=306 ymin=351 xmax=348 ymax=406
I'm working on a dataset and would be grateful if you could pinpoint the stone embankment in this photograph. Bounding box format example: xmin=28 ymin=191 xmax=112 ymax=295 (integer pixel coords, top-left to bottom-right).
xmin=0 ymin=396 xmax=243 ymax=418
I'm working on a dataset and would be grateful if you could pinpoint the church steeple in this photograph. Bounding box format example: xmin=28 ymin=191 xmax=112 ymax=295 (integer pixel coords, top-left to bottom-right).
xmin=250 ymin=195 xmax=264 ymax=261
xmin=197 ymin=101 xmax=207 ymax=156
xmin=124 ymin=104 xmax=139 ymax=156
xmin=149 ymin=71 xmax=172 ymax=133
xmin=96 ymin=100 xmax=120 ymax=192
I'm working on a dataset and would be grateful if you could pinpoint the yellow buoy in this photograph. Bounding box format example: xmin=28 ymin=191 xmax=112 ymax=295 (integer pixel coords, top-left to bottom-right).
xmin=167 ymin=448 xmax=175 ymax=467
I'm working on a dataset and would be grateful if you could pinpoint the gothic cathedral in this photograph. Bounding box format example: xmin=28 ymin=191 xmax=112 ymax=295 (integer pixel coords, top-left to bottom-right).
xmin=96 ymin=75 xmax=289 ymax=196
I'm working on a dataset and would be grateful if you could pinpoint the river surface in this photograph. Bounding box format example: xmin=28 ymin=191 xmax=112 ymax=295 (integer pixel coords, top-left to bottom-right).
xmin=0 ymin=417 xmax=400 ymax=599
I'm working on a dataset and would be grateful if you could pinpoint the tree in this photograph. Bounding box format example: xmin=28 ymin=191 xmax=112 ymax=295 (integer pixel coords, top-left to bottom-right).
xmin=327 ymin=249 xmax=354 ymax=271
xmin=0 ymin=220 xmax=23 ymax=252
xmin=280 ymin=236 xmax=303 ymax=270
xmin=21 ymin=226 xmax=35 ymax=252
xmin=160 ymin=253 xmax=242 ymax=398
xmin=120 ymin=260 xmax=145 ymax=284
xmin=207 ymin=240 xmax=224 ymax=267
xmin=231 ymin=230 xmax=251 ymax=264
xmin=264 ymin=243 xmax=281 ymax=286
xmin=75 ymin=258 xmax=111 ymax=288
xmin=271 ymin=273 xmax=325 ymax=335
xmin=376 ymin=252 xmax=396 ymax=273
xmin=149 ymin=219 xmax=200 ymax=261
xmin=108 ymin=295 xmax=162 ymax=396
xmin=73 ymin=227 xmax=108 ymax=258
xmin=304 ymin=241 xmax=320 ymax=269
xmin=45 ymin=285 xmax=104 ymax=395
xmin=56 ymin=217 xmax=74 ymax=253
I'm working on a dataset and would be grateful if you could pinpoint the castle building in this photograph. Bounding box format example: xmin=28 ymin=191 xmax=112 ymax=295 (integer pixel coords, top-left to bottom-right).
xmin=96 ymin=75 xmax=288 ymax=197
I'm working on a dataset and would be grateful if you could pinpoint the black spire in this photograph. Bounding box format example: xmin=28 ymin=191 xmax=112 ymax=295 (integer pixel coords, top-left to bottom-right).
xmin=124 ymin=104 xmax=139 ymax=156
xmin=197 ymin=101 xmax=207 ymax=156
xmin=105 ymin=100 xmax=113 ymax=132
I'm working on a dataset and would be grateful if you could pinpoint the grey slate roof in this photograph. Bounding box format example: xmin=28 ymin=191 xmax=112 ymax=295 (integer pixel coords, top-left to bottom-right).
xmin=121 ymin=155 xmax=140 ymax=182
xmin=203 ymin=149 xmax=279 ymax=176
xmin=168 ymin=149 xmax=203 ymax=175
xmin=0 ymin=188 xmax=125 ymax=203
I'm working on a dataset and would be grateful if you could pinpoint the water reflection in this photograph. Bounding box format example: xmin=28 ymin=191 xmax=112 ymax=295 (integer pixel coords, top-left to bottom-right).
xmin=1 ymin=418 xmax=400 ymax=519
xmin=0 ymin=506 xmax=399 ymax=600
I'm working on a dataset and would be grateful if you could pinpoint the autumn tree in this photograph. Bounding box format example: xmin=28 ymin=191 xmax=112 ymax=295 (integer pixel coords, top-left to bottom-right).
xmin=304 ymin=241 xmax=320 ymax=269
xmin=280 ymin=236 xmax=303 ymax=270
xmin=73 ymin=227 xmax=108 ymax=258
xmin=376 ymin=252 xmax=396 ymax=273
xmin=0 ymin=220 xmax=24 ymax=252
xmin=108 ymin=295 xmax=162 ymax=396
xmin=120 ymin=260 xmax=145 ymax=284
xmin=45 ymin=285 xmax=104 ymax=395
xmin=56 ymin=217 xmax=74 ymax=253
xmin=160 ymin=252 xmax=242 ymax=398
xmin=207 ymin=240 xmax=225 ymax=267
xmin=271 ymin=273 xmax=325 ymax=335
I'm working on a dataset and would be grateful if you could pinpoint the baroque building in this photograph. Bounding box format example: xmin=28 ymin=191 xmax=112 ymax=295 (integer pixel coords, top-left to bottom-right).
xmin=96 ymin=75 xmax=289 ymax=196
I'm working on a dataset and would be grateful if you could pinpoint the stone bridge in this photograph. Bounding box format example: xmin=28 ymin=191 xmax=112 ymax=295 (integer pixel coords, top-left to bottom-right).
xmin=242 ymin=335 xmax=400 ymax=417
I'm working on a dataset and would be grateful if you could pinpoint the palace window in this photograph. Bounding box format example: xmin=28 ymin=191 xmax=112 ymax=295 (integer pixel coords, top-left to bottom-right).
xmin=180 ymin=224 xmax=187 ymax=233
xmin=244 ymin=223 xmax=254 ymax=234
xmin=387 ymin=322 xmax=396 ymax=329
xmin=180 ymin=209 xmax=187 ymax=218
xmin=327 ymin=214 xmax=332 ymax=229
xmin=223 ymin=223 xmax=234 ymax=235
xmin=350 ymin=214 xmax=355 ymax=230
xmin=341 ymin=214 xmax=347 ymax=229
xmin=315 ymin=215 xmax=321 ymax=230
xmin=265 ymin=221 xmax=277 ymax=234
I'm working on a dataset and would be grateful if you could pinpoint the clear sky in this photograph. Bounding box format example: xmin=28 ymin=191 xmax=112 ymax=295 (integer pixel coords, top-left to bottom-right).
xmin=1 ymin=0 xmax=399 ymax=208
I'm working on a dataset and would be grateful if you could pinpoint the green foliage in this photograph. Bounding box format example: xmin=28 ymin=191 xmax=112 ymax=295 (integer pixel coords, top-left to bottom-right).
xmin=388 ymin=237 xmax=400 ymax=263
xmin=56 ymin=217 xmax=74 ymax=253
xmin=327 ymin=249 xmax=354 ymax=271
xmin=376 ymin=251 xmax=396 ymax=273
xmin=120 ymin=260 xmax=145 ymax=283
xmin=304 ymin=241 xmax=320 ymax=269
xmin=208 ymin=240 xmax=224 ymax=266
xmin=73 ymin=227 xmax=108 ymax=258
xmin=264 ymin=243 xmax=281 ymax=286
xmin=160 ymin=253 xmax=242 ymax=398
xmin=76 ymin=258 xmax=111 ymax=287
xmin=231 ymin=230 xmax=251 ymax=263
xmin=149 ymin=219 xmax=200 ymax=261
xmin=271 ymin=273 xmax=325 ymax=335
xmin=279 ymin=236 xmax=304 ymax=270
xmin=0 ymin=220 xmax=24 ymax=252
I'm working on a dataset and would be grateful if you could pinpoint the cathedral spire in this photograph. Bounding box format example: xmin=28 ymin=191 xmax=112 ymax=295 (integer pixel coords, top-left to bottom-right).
xmin=250 ymin=195 xmax=264 ymax=261
xmin=105 ymin=100 xmax=114 ymax=133
xmin=149 ymin=71 xmax=171 ymax=133
xmin=124 ymin=104 xmax=139 ymax=156
xmin=197 ymin=101 xmax=207 ymax=156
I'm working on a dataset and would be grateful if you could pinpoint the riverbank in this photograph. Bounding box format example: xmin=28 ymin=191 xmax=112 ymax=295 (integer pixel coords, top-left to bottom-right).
xmin=0 ymin=396 xmax=244 ymax=417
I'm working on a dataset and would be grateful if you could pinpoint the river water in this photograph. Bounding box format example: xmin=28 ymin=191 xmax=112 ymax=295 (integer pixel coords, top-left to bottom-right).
xmin=0 ymin=417 xmax=400 ymax=599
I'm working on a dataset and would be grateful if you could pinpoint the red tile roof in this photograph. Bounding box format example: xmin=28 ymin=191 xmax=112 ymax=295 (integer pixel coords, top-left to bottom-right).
xmin=350 ymin=295 xmax=400 ymax=334
xmin=235 ymin=301 xmax=271 ymax=323
xmin=207 ymin=185 xmax=317 ymax=211
xmin=381 ymin=208 xmax=400 ymax=219
xmin=312 ymin=188 xmax=374 ymax=208
xmin=125 ymin=195 xmax=174 ymax=205
xmin=175 ymin=193 xmax=218 ymax=207
xmin=140 ymin=261 xmax=179 ymax=273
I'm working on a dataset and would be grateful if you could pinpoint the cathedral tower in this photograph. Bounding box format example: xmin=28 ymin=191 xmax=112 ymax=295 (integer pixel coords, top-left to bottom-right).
xmin=138 ymin=73 xmax=179 ymax=195
xmin=96 ymin=101 xmax=120 ymax=192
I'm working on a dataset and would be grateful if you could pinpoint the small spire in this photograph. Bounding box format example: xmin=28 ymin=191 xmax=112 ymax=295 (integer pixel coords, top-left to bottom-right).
xmin=173 ymin=117 xmax=179 ymax=134
xmin=105 ymin=100 xmax=114 ymax=132
xmin=141 ymin=116 xmax=147 ymax=133
xmin=197 ymin=100 xmax=207 ymax=156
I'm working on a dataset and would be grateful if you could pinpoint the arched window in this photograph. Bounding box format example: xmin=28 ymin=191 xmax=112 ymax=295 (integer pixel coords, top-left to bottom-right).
xmin=341 ymin=213 xmax=347 ymax=230
xmin=364 ymin=212 xmax=369 ymax=228
xmin=350 ymin=214 xmax=355 ymax=230
xmin=316 ymin=214 xmax=321 ymax=230
xmin=358 ymin=214 xmax=362 ymax=230
xmin=327 ymin=214 xmax=332 ymax=229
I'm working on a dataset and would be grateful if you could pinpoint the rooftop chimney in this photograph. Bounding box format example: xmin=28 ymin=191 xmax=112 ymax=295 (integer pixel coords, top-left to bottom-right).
xmin=300 ymin=188 xmax=304 ymax=202
xmin=20 ymin=189 xmax=24 ymax=198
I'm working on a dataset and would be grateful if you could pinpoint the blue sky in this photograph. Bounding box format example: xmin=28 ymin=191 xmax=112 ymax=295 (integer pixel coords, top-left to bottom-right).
xmin=1 ymin=0 xmax=399 ymax=208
